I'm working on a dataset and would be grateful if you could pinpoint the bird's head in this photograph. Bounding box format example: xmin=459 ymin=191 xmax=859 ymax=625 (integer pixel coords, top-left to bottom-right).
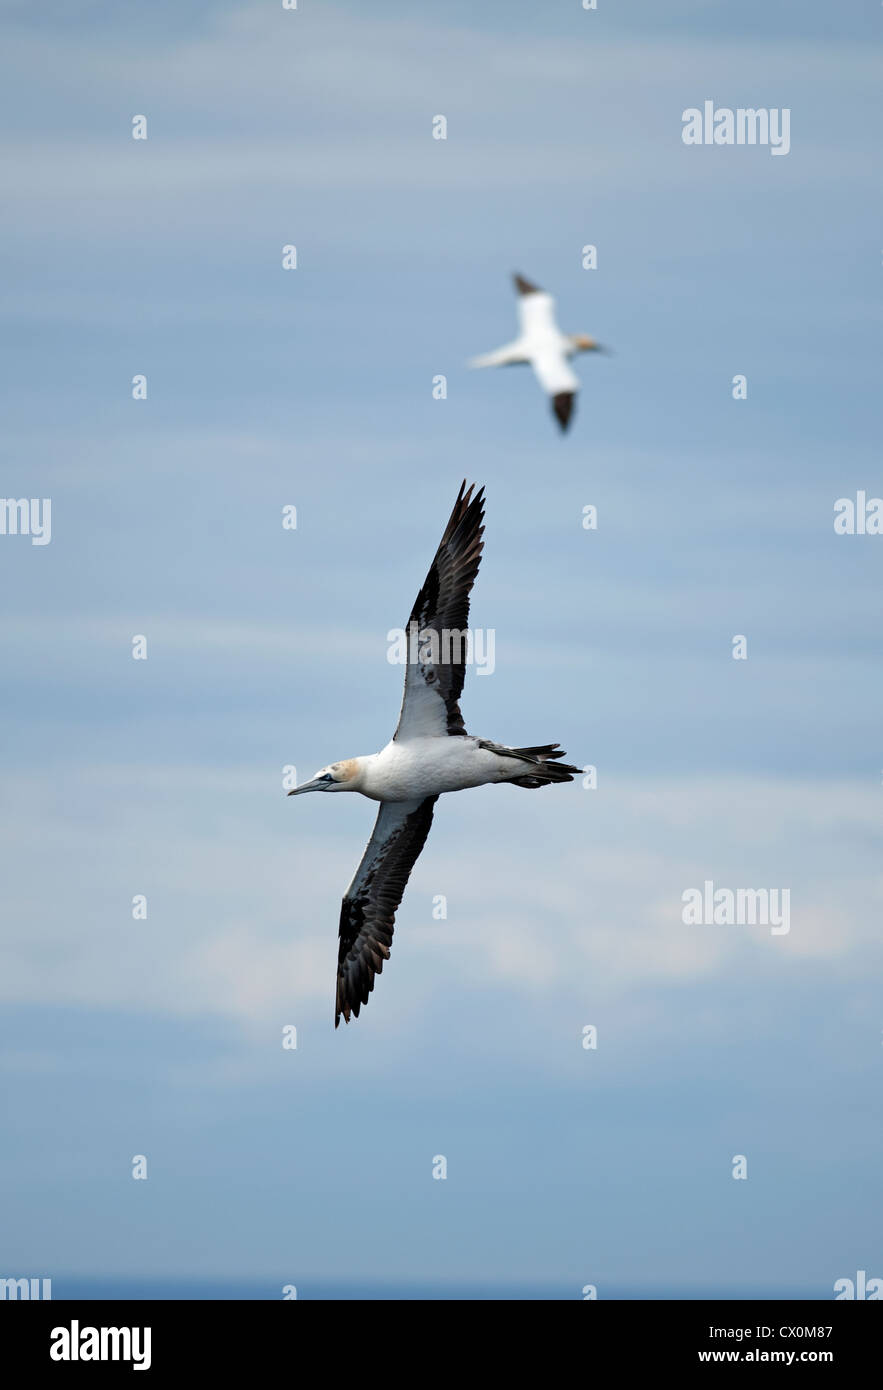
xmin=571 ymin=333 xmax=607 ymax=354
xmin=287 ymin=759 xmax=361 ymax=795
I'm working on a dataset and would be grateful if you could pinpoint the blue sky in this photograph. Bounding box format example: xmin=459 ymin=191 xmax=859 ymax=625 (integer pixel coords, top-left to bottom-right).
xmin=1 ymin=0 xmax=881 ymax=1296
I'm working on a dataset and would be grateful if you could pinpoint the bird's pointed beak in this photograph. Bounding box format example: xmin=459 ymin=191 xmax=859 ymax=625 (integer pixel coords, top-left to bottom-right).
xmin=287 ymin=776 xmax=326 ymax=796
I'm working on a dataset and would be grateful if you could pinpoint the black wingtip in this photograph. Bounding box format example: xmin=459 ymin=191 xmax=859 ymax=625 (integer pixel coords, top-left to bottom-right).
xmin=448 ymin=480 xmax=486 ymax=535
xmin=513 ymin=273 xmax=541 ymax=296
xmin=552 ymin=392 xmax=575 ymax=431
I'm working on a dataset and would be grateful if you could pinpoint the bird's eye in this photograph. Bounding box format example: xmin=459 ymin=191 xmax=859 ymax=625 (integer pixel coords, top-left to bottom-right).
xmin=322 ymin=772 xmax=335 ymax=782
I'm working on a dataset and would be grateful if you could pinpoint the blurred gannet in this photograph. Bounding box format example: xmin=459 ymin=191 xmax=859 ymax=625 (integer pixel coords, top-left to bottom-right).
xmin=289 ymin=482 xmax=579 ymax=1026
xmin=469 ymin=273 xmax=607 ymax=432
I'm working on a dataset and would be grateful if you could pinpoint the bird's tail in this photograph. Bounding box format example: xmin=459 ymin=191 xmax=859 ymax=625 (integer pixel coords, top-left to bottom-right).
xmin=467 ymin=341 xmax=528 ymax=370
xmin=480 ymin=740 xmax=581 ymax=789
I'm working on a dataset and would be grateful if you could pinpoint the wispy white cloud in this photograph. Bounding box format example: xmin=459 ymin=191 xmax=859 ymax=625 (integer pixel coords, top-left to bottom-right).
xmin=2 ymin=766 xmax=879 ymax=1041
xmin=2 ymin=5 xmax=877 ymax=245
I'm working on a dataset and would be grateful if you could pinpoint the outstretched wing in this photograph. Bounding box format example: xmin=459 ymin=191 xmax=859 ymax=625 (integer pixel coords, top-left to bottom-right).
xmin=513 ymin=273 xmax=559 ymax=338
xmin=393 ymin=481 xmax=485 ymax=742
xmin=467 ymin=341 xmax=529 ymax=369
xmin=336 ymin=796 xmax=438 ymax=1026
xmin=530 ymin=347 xmax=579 ymax=398
xmin=529 ymin=347 xmax=579 ymax=431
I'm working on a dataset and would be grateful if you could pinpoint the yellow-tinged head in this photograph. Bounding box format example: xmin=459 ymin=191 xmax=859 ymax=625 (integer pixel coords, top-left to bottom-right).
xmin=573 ymin=333 xmax=606 ymax=353
xmin=287 ymin=758 xmax=361 ymax=795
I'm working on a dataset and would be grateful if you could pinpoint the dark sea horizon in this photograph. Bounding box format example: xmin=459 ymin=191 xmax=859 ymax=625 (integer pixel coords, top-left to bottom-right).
xmin=50 ymin=1278 xmax=822 ymax=1301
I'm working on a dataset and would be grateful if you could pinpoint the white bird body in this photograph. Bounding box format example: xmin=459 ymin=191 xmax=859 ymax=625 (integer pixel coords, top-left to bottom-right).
xmin=289 ymin=482 xmax=579 ymax=1026
xmin=346 ymin=736 xmax=531 ymax=802
xmin=469 ymin=273 xmax=606 ymax=431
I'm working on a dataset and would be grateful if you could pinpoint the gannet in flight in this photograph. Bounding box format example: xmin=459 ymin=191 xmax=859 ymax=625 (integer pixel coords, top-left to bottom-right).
xmin=289 ymin=482 xmax=579 ymax=1026
xmin=469 ymin=273 xmax=606 ymax=432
